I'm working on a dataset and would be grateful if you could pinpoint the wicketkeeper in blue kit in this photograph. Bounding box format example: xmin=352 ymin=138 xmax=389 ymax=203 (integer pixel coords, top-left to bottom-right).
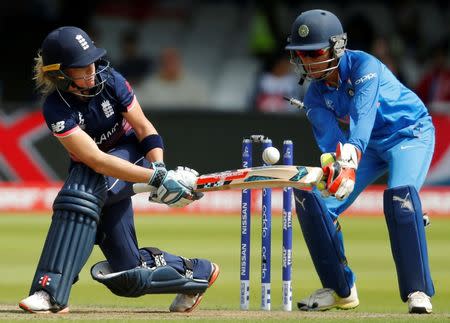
xmin=286 ymin=10 xmax=435 ymax=313
xmin=19 ymin=26 xmax=219 ymax=314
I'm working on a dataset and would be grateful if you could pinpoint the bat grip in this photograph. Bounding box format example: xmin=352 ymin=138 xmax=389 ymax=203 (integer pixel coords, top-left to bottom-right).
xmin=133 ymin=183 xmax=156 ymax=194
xmin=283 ymin=96 xmax=304 ymax=109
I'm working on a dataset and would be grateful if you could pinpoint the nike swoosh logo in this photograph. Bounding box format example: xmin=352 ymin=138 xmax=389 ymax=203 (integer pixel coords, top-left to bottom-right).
xmin=400 ymin=145 xmax=415 ymax=150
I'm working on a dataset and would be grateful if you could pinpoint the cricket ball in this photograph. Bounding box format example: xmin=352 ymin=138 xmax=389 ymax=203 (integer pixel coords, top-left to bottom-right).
xmin=262 ymin=146 xmax=280 ymax=165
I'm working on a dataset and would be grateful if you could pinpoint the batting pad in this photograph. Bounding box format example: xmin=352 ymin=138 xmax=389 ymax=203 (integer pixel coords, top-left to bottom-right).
xmin=294 ymin=189 xmax=354 ymax=297
xmin=384 ymin=185 xmax=435 ymax=301
xmin=29 ymin=164 xmax=107 ymax=308
xmin=91 ymin=260 xmax=209 ymax=297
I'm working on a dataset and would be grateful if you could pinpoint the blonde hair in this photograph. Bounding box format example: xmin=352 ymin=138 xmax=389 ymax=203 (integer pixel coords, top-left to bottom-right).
xmin=33 ymin=51 xmax=57 ymax=97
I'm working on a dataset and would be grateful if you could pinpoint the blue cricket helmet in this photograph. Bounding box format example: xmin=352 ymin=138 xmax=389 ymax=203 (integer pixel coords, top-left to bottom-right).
xmin=40 ymin=26 xmax=110 ymax=96
xmin=286 ymin=9 xmax=344 ymax=51
xmin=285 ymin=9 xmax=347 ymax=82
xmin=41 ymin=26 xmax=106 ymax=69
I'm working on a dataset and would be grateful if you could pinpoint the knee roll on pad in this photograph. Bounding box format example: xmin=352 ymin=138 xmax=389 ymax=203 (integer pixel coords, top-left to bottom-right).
xmin=29 ymin=164 xmax=107 ymax=308
xmin=90 ymin=261 xmax=209 ymax=297
xmin=294 ymin=189 xmax=353 ymax=297
xmin=383 ymin=185 xmax=435 ymax=301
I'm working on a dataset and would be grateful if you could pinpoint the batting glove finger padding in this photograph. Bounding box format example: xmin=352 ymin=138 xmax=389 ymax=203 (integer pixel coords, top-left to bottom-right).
xmin=149 ymin=170 xmax=202 ymax=208
xmin=172 ymin=166 xmax=200 ymax=190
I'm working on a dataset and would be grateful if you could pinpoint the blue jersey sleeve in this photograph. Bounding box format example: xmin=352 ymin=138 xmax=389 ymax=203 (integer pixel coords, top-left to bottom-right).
xmin=108 ymin=68 xmax=136 ymax=112
xmin=347 ymin=53 xmax=381 ymax=152
xmin=42 ymin=95 xmax=79 ymax=137
xmin=304 ymin=84 xmax=347 ymax=152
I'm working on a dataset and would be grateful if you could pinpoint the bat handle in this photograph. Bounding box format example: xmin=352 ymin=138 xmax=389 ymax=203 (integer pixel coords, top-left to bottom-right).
xmin=133 ymin=183 xmax=156 ymax=194
xmin=283 ymin=96 xmax=304 ymax=109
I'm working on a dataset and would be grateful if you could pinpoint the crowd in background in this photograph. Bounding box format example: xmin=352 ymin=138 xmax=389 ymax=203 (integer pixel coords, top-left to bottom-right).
xmin=1 ymin=0 xmax=449 ymax=114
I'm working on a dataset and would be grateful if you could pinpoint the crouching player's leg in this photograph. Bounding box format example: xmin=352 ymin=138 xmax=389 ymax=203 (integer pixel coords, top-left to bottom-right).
xmin=384 ymin=185 xmax=434 ymax=314
xmin=294 ymin=189 xmax=359 ymax=311
xmin=91 ymin=247 xmax=219 ymax=312
xmin=93 ymin=196 xmax=218 ymax=313
xmin=19 ymin=164 xmax=107 ymax=313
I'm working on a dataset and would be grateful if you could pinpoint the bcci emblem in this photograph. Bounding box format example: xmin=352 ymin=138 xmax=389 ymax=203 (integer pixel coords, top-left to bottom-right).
xmin=298 ymin=25 xmax=309 ymax=38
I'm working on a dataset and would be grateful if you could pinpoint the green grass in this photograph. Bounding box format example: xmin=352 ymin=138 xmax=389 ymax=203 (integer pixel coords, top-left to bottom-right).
xmin=0 ymin=213 xmax=449 ymax=321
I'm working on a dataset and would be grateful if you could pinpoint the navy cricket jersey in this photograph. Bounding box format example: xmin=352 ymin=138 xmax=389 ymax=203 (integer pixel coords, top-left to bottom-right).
xmin=42 ymin=66 xmax=136 ymax=158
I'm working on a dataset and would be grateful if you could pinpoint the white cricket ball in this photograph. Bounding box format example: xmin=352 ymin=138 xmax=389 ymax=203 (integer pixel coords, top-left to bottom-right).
xmin=262 ymin=146 xmax=280 ymax=165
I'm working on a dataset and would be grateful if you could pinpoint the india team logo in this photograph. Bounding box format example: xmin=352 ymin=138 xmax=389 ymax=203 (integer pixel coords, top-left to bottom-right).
xmin=298 ymin=25 xmax=309 ymax=37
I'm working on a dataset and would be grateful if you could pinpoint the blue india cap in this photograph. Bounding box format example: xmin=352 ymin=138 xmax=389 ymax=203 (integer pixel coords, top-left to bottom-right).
xmin=285 ymin=9 xmax=344 ymax=51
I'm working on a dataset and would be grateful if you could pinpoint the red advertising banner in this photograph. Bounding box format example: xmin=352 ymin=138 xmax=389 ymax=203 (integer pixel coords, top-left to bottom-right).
xmin=0 ymin=183 xmax=449 ymax=216
xmin=426 ymin=114 xmax=450 ymax=185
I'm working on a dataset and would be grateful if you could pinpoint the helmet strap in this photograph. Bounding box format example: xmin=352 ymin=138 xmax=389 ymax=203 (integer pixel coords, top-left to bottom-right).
xmin=45 ymin=60 xmax=110 ymax=97
xmin=46 ymin=70 xmax=72 ymax=91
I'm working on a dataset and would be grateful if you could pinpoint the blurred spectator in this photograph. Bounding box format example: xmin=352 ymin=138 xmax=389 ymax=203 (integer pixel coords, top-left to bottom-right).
xmin=116 ymin=28 xmax=154 ymax=87
xmin=344 ymin=13 xmax=375 ymax=52
xmin=370 ymin=36 xmax=406 ymax=84
xmin=391 ymin=0 xmax=422 ymax=53
xmin=135 ymin=47 xmax=209 ymax=109
xmin=389 ymin=0 xmax=423 ymax=87
xmin=253 ymin=50 xmax=304 ymax=113
xmin=249 ymin=2 xmax=284 ymax=61
xmin=415 ymin=39 xmax=450 ymax=113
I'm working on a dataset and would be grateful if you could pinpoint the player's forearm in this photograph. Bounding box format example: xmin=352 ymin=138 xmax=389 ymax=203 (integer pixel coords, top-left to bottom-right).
xmin=91 ymin=153 xmax=153 ymax=183
xmin=145 ymin=147 xmax=164 ymax=163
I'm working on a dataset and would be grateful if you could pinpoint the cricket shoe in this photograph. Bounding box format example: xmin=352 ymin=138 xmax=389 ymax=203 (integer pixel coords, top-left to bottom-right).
xmin=169 ymin=263 xmax=220 ymax=312
xmin=19 ymin=290 xmax=69 ymax=314
xmin=408 ymin=291 xmax=432 ymax=314
xmin=297 ymin=284 xmax=359 ymax=311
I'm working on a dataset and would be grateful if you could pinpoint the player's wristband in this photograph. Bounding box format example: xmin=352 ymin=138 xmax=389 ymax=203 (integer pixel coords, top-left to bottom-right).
xmin=139 ymin=134 xmax=164 ymax=155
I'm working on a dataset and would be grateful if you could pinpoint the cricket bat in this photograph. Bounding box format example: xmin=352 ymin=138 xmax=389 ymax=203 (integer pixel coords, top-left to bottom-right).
xmin=133 ymin=165 xmax=323 ymax=193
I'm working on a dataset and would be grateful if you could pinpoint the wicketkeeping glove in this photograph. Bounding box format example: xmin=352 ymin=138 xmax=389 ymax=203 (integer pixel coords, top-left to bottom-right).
xmin=322 ymin=142 xmax=361 ymax=201
xmin=318 ymin=152 xmax=336 ymax=198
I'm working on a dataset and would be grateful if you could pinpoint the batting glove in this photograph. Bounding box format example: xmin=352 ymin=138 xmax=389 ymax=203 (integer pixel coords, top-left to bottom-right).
xmin=150 ymin=161 xmax=166 ymax=171
xmin=148 ymin=166 xmax=202 ymax=208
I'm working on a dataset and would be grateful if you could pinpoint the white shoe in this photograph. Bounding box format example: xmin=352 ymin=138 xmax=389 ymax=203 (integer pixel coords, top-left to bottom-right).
xmin=19 ymin=290 xmax=69 ymax=314
xmin=297 ymin=284 xmax=359 ymax=311
xmin=408 ymin=291 xmax=432 ymax=314
xmin=169 ymin=263 xmax=220 ymax=313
